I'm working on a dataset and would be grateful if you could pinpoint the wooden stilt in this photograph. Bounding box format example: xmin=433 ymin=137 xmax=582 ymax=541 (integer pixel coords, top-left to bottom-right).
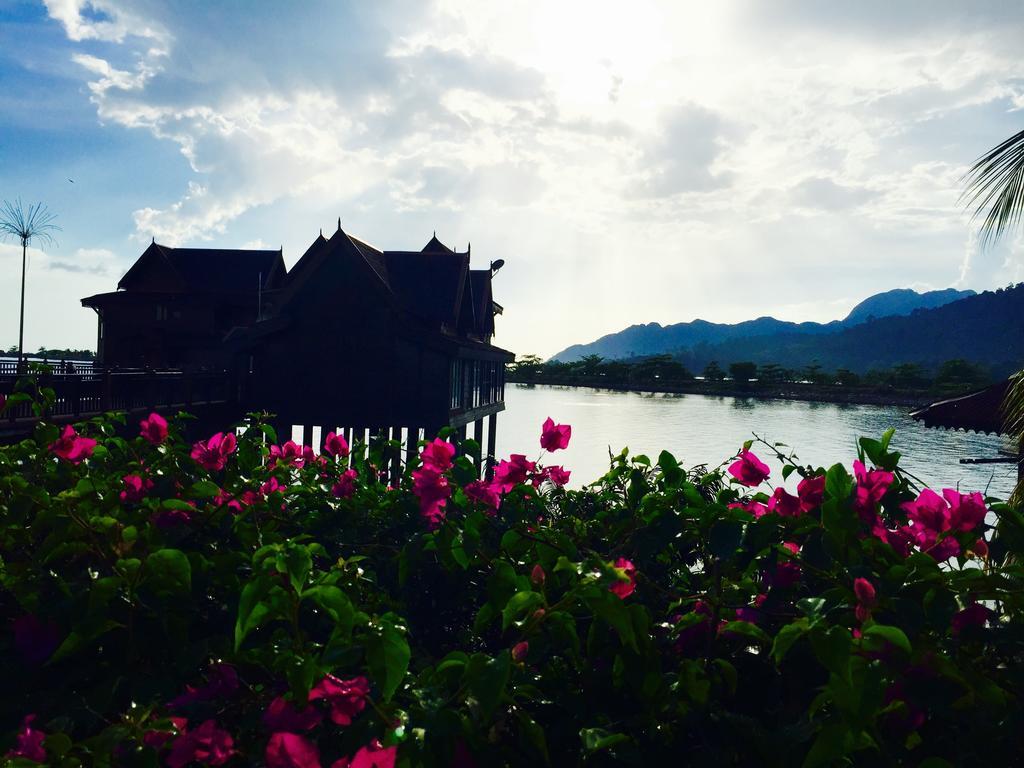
xmin=473 ymin=418 xmax=484 ymax=477
xmin=486 ymin=413 xmax=497 ymax=480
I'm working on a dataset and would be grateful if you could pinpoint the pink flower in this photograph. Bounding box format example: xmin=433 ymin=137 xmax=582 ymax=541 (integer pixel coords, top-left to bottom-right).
xmin=727 ymin=449 xmax=770 ymax=487
xmin=951 ymin=601 xmax=992 ymax=636
xmin=412 ymin=466 xmax=451 ymax=527
xmin=493 ymin=454 xmax=536 ymax=493
xmin=673 ymin=600 xmax=715 ymax=656
xmin=420 ymin=438 xmax=456 ymax=472
xmin=323 ymin=431 xmax=350 ymax=458
xmin=166 ymin=719 xmax=235 ymax=768
xmin=263 ymin=696 xmax=322 ymax=732
xmin=49 ymin=424 xmax=96 ymax=464
xmin=332 ymin=469 xmax=358 ymax=499
xmin=142 ymin=716 xmax=188 ymax=750
xmin=765 ymin=542 xmax=802 ymax=589
xmin=853 ymin=577 xmax=876 ymax=622
xmin=169 ymin=664 xmax=239 ymax=710
xmin=270 ymin=441 xmax=305 ymax=468
xmin=6 ymin=715 xmax=46 ymax=763
xmin=729 ymin=499 xmax=769 ymax=518
xmin=546 ymin=465 xmax=571 ymax=487
xmin=901 ymin=489 xmax=961 ymax=561
xmin=540 ymin=417 xmax=572 ymax=452
xmin=308 ymin=675 xmax=370 ymax=726
xmin=797 ymin=475 xmax=825 ymax=513
xmin=152 ymin=507 xmax=194 ymax=528
xmin=531 ymin=564 xmax=546 ymax=586
xmin=852 ymin=461 xmax=893 ymax=523
xmin=120 ymin=474 xmax=154 ymax=503
xmin=12 ymin=615 xmax=61 ymax=665
xmin=191 ymin=432 xmax=237 ymax=472
xmin=972 ymin=537 xmax=989 ymax=557
xmin=266 ymin=732 xmax=321 ymax=768
xmin=332 ymin=741 xmax=397 ymax=768
xmin=767 ymin=487 xmax=802 ymax=517
xmin=609 ymin=557 xmax=637 ymax=599
xmin=511 ymin=641 xmax=529 ymax=663
xmin=464 ymin=479 xmax=500 ymax=511
xmin=140 ymin=412 xmax=168 ymax=445
xmin=942 ymin=489 xmax=986 ymax=532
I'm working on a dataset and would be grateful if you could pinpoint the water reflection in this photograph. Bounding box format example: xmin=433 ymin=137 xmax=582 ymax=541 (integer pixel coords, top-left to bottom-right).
xmin=496 ymin=384 xmax=1017 ymax=498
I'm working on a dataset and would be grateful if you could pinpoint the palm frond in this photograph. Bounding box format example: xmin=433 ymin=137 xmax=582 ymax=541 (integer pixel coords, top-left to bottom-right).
xmin=0 ymin=198 xmax=61 ymax=248
xmin=1001 ymin=371 xmax=1024 ymax=505
xmin=961 ymin=128 xmax=1024 ymax=249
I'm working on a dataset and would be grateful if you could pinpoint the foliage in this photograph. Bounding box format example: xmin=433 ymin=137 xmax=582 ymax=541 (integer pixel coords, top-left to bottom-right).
xmin=1 ymin=396 xmax=1023 ymax=767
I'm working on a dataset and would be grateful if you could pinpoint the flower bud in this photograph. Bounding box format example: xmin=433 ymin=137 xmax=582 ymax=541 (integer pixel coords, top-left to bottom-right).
xmin=511 ymin=641 xmax=529 ymax=663
xmin=531 ymin=564 xmax=546 ymax=586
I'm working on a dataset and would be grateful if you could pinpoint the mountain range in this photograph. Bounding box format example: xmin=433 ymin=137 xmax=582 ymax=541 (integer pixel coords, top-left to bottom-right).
xmin=550 ymin=286 xmax=1024 ymax=377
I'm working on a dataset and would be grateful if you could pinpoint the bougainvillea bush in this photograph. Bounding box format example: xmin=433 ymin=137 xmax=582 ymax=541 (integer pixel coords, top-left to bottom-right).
xmin=1 ymin=398 xmax=1023 ymax=767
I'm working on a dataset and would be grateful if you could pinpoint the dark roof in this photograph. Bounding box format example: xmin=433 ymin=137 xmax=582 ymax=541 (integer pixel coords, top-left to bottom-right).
xmin=285 ymin=234 xmax=328 ymax=285
xmin=119 ymin=242 xmax=285 ymax=294
xmin=422 ymin=234 xmax=455 ymax=254
xmin=910 ymin=379 xmax=1012 ymax=436
xmin=382 ymin=250 xmax=468 ymax=324
xmin=469 ymin=270 xmax=495 ymax=335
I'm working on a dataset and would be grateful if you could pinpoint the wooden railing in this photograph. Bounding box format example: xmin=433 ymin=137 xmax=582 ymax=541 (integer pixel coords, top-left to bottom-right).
xmin=1 ymin=368 xmax=233 ymax=424
xmin=0 ymin=357 xmax=98 ymax=377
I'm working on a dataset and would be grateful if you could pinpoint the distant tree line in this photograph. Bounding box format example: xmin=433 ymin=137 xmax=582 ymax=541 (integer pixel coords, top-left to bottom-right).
xmin=4 ymin=345 xmax=96 ymax=360
xmin=510 ymin=354 xmax=994 ymax=397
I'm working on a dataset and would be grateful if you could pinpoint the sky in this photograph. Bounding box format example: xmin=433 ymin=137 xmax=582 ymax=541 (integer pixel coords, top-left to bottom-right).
xmin=1 ymin=1 xmax=1024 ymax=359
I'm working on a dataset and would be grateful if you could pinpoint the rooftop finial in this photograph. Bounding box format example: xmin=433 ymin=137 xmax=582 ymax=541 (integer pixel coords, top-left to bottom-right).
xmin=152 ymin=236 xmax=155 ymax=244
xmin=337 ymin=217 xmax=342 ymax=231
xmin=319 ymin=227 xmax=323 ymax=237
xmin=433 ymin=230 xmax=436 ymax=237
xmin=467 ymin=241 xmax=471 ymax=255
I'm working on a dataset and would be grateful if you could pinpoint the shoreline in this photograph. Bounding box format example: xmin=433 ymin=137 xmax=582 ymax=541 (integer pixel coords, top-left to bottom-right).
xmin=506 ymin=376 xmax=938 ymax=408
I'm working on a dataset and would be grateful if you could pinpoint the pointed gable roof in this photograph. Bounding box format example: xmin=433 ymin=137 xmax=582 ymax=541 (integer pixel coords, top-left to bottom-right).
xmin=119 ymin=242 xmax=285 ymax=294
xmin=422 ymin=233 xmax=455 ymax=254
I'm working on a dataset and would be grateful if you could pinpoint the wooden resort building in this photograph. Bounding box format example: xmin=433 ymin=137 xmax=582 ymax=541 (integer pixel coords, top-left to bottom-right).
xmin=79 ymin=223 xmax=514 ymax=464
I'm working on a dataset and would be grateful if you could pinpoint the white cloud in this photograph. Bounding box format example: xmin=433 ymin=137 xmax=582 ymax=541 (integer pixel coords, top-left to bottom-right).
xmin=36 ymin=0 xmax=1024 ymax=356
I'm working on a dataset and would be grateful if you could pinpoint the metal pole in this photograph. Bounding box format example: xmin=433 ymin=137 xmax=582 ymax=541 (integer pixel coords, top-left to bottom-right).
xmin=17 ymin=239 xmax=26 ymax=361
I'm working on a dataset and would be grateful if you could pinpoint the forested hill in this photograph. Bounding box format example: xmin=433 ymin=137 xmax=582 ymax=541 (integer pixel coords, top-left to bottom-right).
xmin=550 ymin=285 xmax=1023 ymax=377
xmin=551 ymin=287 xmax=976 ymax=364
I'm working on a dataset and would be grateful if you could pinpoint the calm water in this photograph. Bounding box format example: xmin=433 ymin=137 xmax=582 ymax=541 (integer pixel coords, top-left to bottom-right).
xmin=495 ymin=384 xmax=1018 ymax=498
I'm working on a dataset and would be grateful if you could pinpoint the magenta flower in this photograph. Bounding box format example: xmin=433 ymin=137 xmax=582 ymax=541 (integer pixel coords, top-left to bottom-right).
xmin=853 ymin=577 xmax=876 ymax=622
xmin=901 ymin=489 xmax=962 ymax=561
xmin=142 ymin=716 xmax=188 ymax=750
xmin=511 ymin=641 xmax=529 ymax=663
xmin=412 ymin=466 xmax=452 ymax=526
xmin=332 ymin=740 xmax=397 ymax=768
xmin=609 ymin=557 xmax=637 ymax=599
xmin=797 ymin=474 xmax=825 ymax=513
xmin=540 ymin=417 xmax=572 ymax=452
xmin=266 ymin=732 xmax=321 ymax=768
xmin=324 ymin=431 xmax=350 ymax=458
xmin=729 ymin=499 xmax=769 ymax=518
xmin=673 ymin=600 xmax=715 ymax=656
xmin=767 ymin=487 xmax=802 ymax=517
xmin=166 ymin=719 xmax=235 ymax=768
xmin=169 ymin=664 xmax=239 ymax=710
xmin=140 ymin=412 xmax=168 ymax=445
xmin=464 ymin=479 xmax=500 ymax=511
xmin=852 ymin=460 xmax=894 ymax=523
xmin=547 ymin=465 xmax=571 ymax=487
xmin=420 ymin=438 xmax=456 ymax=472
xmin=308 ymin=674 xmax=370 ymax=726
xmin=531 ymin=564 xmax=546 ymax=586
xmin=332 ymin=469 xmax=358 ymax=499
xmin=191 ymin=432 xmax=237 ymax=472
xmin=764 ymin=541 xmax=802 ymax=589
xmin=952 ymin=601 xmax=992 ymax=636
xmin=263 ymin=696 xmax=322 ymax=732
xmin=12 ymin=615 xmax=61 ymax=665
xmin=120 ymin=474 xmax=154 ymax=504
xmin=727 ymin=449 xmax=769 ymax=487
xmin=493 ymin=454 xmax=537 ymax=493
xmin=49 ymin=424 xmax=97 ymax=464
xmin=5 ymin=715 xmax=46 ymax=763
xmin=270 ymin=440 xmax=306 ymax=468
xmin=942 ymin=489 xmax=986 ymax=532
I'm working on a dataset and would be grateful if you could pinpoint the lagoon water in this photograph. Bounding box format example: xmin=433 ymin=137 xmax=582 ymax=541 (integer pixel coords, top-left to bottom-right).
xmin=495 ymin=384 xmax=1018 ymax=499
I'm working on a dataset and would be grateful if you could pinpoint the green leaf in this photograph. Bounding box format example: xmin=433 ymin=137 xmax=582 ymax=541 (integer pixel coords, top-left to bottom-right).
xmin=810 ymin=626 xmax=851 ymax=680
xmin=466 ymin=651 xmax=511 ymax=721
xmin=516 ymin=711 xmax=550 ymax=764
xmin=803 ymin=723 xmax=853 ymax=768
xmin=189 ymin=480 xmax=221 ymax=498
xmin=367 ymin=619 xmax=410 ymax=702
xmin=143 ymin=548 xmax=191 ymax=598
xmin=824 ymin=463 xmax=853 ymax=501
xmin=719 ymin=620 xmax=769 ymax=644
xmin=591 ymin=592 xmax=637 ymax=651
xmin=277 ymin=543 xmax=312 ymax=594
xmin=862 ymin=624 xmax=911 ymax=655
xmin=304 ymin=585 xmax=354 ymax=640
xmin=161 ymin=498 xmax=196 ymax=511
xmin=235 ymin=577 xmax=273 ymax=650
xmin=502 ymin=591 xmax=544 ymax=631
xmin=772 ymin=620 xmax=808 ymax=664
xmin=708 ymin=519 xmax=743 ymax=559
xmin=580 ymin=727 xmax=630 ymax=753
